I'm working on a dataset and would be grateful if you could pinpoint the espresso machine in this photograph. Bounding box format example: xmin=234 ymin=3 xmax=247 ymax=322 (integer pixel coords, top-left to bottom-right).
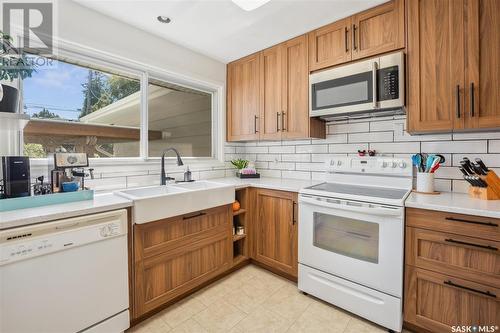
xmin=51 ymin=153 xmax=93 ymax=193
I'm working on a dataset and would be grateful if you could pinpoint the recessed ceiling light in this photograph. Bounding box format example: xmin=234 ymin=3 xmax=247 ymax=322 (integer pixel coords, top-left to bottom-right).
xmin=231 ymin=0 xmax=271 ymax=11
xmin=157 ymin=16 xmax=171 ymax=24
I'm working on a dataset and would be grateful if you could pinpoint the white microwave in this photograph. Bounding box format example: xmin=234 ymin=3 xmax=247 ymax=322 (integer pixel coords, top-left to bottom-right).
xmin=309 ymin=51 xmax=404 ymax=118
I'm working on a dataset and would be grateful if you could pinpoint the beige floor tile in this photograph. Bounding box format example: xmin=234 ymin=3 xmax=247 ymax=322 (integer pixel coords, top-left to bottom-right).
xmin=193 ymin=280 xmax=234 ymax=306
xmin=262 ymin=283 xmax=312 ymax=321
xmin=159 ymin=296 xmax=206 ymax=328
xmin=193 ymin=300 xmax=246 ymax=332
xmin=243 ymin=270 xmax=287 ymax=295
xmin=344 ymin=317 xmax=387 ymax=333
xmin=129 ymin=312 xmax=173 ymax=333
xmin=229 ymin=307 xmax=292 ymax=333
xmin=225 ymin=280 xmax=272 ymax=314
xmin=287 ymin=301 xmax=351 ymax=333
xmin=170 ymin=319 xmax=208 ymax=333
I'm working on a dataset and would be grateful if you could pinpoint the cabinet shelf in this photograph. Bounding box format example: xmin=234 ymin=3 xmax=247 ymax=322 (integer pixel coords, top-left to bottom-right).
xmin=233 ymin=208 xmax=246 ymax=216
xmin=233 ymin=234 xmax=246 ymax=242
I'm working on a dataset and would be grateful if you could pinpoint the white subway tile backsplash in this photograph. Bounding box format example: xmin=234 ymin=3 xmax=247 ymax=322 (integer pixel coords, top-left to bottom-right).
xmin=489 ymin=140 xmax=500 ymax=153
xmin=348 ymin=131 xmax=393 ymax=143
xmin=268 ymin=161 xmax=295 ymax=170
xmin=269 ymin=145 xmax=295 ymax=153
xmin=282 ymin=154 xmax=311 ymax=162
xmin=281 ymin=170 xmax=311 ymax=180
xmin=296 ymin=144 xmax=328 ymax=153
xmin=295 ymin=162 xmax=325 ymax=172
xmin=329 ymin=143 xmax=368 ymax=153
xmin=369 ymin=142 xmax=420 ymax=154
xmin=452 ymin=132 xmax=500 ymax=140
xmin=452 ymin=154 xmax=500 ymax=167
xmin=259 ymin=169 xmax=282 ymax=178
xmin=422 ymin=141 xmax=487 ymax=153
xmin=313 ymin=134 xmax=348 ymax=144
xmin=329 ymin=122 xmax=369 ymax=134
xmin=256 ymin=154 xmax=281 ymax=162
xmin=244 ymin=146 xmax=269 ymax=154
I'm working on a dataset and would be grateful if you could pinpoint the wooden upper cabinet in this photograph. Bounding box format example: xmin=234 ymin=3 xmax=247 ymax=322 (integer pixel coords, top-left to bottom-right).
xmin=227 ymin=53 xmax=260 ymax=141
xmin=254 ymin=189 xmax=298 ymax=278
xmin=260 ymin=45 xmax=282 ymax=140
xmin=308 ymin=18 xmax=352 ymax=71
xmin=465 ymin=0 xmax=500 ymax=129
xmin=407 ymin=0 xmax=465 ymax=133
xmin=352 ymin=0 xmax=405 ymax=60
xmin=281 ymin=35 xmax=314 ymax=139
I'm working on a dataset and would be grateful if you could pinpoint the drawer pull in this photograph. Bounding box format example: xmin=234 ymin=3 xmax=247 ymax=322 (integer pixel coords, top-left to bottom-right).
xmin=444 ymin=238 xmax=498 ymax=251
xmin=445 ymin=217 xmax=498 ymax=227
xmin=444 ymin=280 xmax=496 ymax=298
xmin=183 ymin=212 xmax=206 ymax=220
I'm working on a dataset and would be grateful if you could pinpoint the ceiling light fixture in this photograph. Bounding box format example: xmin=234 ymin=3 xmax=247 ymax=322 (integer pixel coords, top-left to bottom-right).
xmin=231 ymin=0 xmax=271 ymax=11
xmin=157 ymin=16 xmax=171 ymax=24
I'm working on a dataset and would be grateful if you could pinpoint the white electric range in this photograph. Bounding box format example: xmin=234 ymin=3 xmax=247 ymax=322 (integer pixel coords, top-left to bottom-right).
xmin=298 ymin=156 xmax=412 ymax=332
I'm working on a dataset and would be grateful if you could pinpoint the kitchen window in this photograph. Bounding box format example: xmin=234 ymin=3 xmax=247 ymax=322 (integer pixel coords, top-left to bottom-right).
xmin=21 ymin=53 xmax=216 ymax=160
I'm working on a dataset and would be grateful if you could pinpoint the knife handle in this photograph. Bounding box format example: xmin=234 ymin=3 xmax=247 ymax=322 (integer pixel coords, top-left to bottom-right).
xmin=475 ymin=158 xmax=489 ymax=173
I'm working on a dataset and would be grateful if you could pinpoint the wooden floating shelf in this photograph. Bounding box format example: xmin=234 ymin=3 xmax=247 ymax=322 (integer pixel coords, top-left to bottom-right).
xmin=233 ymin=234 xmax=246 ymax=242
xmin=232 ymin=209 xmax=246 ymax=216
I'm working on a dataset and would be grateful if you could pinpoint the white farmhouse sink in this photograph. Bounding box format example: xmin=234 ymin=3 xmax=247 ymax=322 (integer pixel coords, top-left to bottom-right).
xmin=115 ymin=181 xmax=235 ymax=224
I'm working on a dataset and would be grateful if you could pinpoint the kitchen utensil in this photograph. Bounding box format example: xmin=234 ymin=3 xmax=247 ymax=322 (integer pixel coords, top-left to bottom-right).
xmin=459 ymin=167 xmax=470 ymax=176
xmin=475 ymin=158 xmax=489 ymax=173
xmin=463 ymin=157 xmax=476 ymax=172
xmin=430 ymin=162 xmax=440 ymax=173
xmin=460 ymin=161 xmax=475 ymax=175
xmin=429 ymin=156 xmax=440 ymax=173
xmin=472 ymin=163 xmax=486 ymax=176
xmin=411 ymin=154 xmax=422 ymax=172
xmin=425 ymin=154 xmax=436 ymax=172
xmin=418 ymin=153 xmax=427 ymax=172
xmin=436 ymin=154 xmax=446 ymax=164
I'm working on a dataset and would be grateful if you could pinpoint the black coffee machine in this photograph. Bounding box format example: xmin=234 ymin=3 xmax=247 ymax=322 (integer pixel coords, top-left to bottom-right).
xmin=1 ymin=156 xmax=31 ymax=198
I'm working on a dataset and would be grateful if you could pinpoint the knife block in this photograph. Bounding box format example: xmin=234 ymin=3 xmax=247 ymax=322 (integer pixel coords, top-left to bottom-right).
xmin=468 ymin=170 xmax=500 ymax=200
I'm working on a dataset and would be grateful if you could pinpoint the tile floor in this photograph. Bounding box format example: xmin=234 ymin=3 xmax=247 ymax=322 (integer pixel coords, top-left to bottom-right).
xmin=128 ymin=264 xmax=409 ymax=333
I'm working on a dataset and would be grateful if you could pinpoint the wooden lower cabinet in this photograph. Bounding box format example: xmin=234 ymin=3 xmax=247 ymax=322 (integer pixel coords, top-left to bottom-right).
xmin=404 ymin=265 xmax=500 ymax=333
xmin=252 ymin=189 xmax=298 ymax=278
xmin=133 ymin=205 xmax=232 ymax=318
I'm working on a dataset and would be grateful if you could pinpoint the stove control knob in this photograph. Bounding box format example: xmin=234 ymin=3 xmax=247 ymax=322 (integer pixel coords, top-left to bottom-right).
xmin=391 ymin=161 xmax=398 ymax=168
xmin=399 ymin=161 xmax=407 ymax=168
xmin=337 ymin=160 xmax=342 ymax=166
xmin=380 ymin=161 xmax=387 ymax=168
xmin=330 ymin=160 xmax=335 ymax=166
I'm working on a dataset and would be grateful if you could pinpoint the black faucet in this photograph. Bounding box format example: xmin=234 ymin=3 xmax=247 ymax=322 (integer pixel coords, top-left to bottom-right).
xmin=161 ymin=148 xmax=184 ymax=185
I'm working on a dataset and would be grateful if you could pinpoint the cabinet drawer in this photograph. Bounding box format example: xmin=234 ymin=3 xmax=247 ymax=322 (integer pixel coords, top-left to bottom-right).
xmin=404 ymin=266 xmax=500 ymax=333
xmin=135 ymin=233 xmax=230 ymax=316
xmin=135 ymin=205 xmax=231 ymax=259
xmin=406 ymin=227 xmax=500 ymax=288
xmin=406 ymin=208 xmax=500 ymax=242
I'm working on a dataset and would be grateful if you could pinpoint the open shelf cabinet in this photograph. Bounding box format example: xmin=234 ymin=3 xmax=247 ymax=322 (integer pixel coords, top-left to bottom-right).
xmin=232 ymin=188 xmax=249 ymax=265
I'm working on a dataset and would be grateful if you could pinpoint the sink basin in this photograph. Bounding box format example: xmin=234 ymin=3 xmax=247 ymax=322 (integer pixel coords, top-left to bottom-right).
xmin=116 ymin=185 xmax=188 ymax=199
xmin=115 ymin=181 xmax=235 ymax=224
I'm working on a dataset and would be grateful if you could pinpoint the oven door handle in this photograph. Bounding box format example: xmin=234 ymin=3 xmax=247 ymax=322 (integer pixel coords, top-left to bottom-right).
xmin=299 ymin=195 xmax=402 ymax=217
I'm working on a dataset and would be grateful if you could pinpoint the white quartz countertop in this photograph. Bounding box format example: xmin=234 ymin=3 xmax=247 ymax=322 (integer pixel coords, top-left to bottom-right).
xmin=209 ymin=177 xmax=321 ymax=193
xmin=405 ymin=191 xmax=500 ymax=219
xmin=0 ymin=193 xmax=132 ymax=230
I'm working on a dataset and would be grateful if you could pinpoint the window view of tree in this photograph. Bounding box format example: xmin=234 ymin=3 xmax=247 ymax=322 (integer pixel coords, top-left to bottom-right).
xmin=23 ymin=56 xmax=141 ymax=158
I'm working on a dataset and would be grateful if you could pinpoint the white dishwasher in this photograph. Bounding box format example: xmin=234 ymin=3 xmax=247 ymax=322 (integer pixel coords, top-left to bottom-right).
xmin=0 ymin=209 xmax=130 ymax=333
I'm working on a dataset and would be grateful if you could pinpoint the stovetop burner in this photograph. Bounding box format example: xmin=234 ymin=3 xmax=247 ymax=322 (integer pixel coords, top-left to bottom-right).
xmin=305 ymin=182 xmax=410 ymax=201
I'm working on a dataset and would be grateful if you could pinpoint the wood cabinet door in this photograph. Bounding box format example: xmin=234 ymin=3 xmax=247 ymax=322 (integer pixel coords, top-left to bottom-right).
xmin=407 ymin=0 xmax=465 ymax=133
xmin=134 ymin=206 xmax=232 ymax=317
xmin=464 ymin=0 xmax=500 ymax=129
xmin=254 ymin=189 xmax=298 ymax=277
xmin=281 ymin=35 xmax=310 ymax=140
xmin=227 ymin=53 xmax=260 ymax=141
xmin=308 ymin=18 xmax=351 ymax=72
xmin=404 ymin=266 xmax=500 ymax=333
xmin=260 ymin=45 xmax=283 ymax=140
xmin=351 ymin=0 xmax=405 ymax=60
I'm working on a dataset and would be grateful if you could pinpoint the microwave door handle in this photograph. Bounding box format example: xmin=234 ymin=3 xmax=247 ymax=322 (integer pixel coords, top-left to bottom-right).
xmin=372 ymin=62 xmax=378 ymax=109
xmin=299 ymin=196 xmax=402 ymax=216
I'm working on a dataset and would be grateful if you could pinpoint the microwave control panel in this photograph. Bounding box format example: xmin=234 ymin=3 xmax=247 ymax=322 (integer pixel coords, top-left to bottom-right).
xmin=377 ymin=66 xmax=399 ymax=101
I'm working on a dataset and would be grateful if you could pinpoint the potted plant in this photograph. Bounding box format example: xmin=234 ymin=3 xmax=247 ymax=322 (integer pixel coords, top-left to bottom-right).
xmin=230 ymin=158 xmax=260 ymax=178
xmin=0 ymin=31 xmax=36 ymax=113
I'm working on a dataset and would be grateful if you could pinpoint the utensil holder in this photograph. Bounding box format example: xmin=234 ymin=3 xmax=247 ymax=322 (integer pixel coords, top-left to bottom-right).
xmin=468 ymin=170 xmax=500 ymax=200
xmin=416 ymin=172 xmax=434 ymax=193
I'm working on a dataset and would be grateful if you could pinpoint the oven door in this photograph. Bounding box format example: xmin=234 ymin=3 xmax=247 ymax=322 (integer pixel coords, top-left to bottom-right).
xmin=309 ymin=59 xmax=377 ymax=117
xmin=298 ymin=194 xmax=404 ymax=297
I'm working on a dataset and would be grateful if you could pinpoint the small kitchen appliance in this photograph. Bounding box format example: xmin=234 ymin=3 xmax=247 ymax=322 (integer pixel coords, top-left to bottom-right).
xmin=1 ymin=156 xmax=31 ymax=198
xmin=298 ymin=156 xmax=412 ymax=332
xmin=50 ymin=153 xmax=90 ymax=193
xmin=309 ymin=51 xmax=405 ymax=119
